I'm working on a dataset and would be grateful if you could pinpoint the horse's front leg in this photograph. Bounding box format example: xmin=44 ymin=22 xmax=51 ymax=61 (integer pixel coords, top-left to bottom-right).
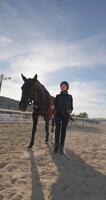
xmin=45 ymin=118 xmax=49 ymax=143
xmin=28 ymin=112 xmax=38 ymax=148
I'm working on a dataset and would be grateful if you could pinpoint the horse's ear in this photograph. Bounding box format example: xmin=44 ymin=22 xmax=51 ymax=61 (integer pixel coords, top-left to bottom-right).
xmin=21 ymin=74 xmax=27 ymax=82
xmin=33 ymin=74 xmax=38 ymax=82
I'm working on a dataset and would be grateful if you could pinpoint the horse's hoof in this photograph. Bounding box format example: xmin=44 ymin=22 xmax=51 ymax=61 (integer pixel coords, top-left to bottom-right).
xmin=27 ymin=145 xmax=32 ymax=149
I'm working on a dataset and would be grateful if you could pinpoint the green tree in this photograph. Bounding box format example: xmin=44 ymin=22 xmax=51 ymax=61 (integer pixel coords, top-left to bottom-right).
xmin=78 ymin=112 xmax=88 ymax=118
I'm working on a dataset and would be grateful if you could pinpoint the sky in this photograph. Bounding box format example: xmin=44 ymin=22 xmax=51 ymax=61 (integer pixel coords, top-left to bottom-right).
xmin=0 ymin=0 xmax=106 ymax=118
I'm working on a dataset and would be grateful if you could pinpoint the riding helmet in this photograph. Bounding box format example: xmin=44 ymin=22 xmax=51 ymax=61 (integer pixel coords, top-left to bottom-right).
xmin=60 ymin=81 xmax=69 ymax=89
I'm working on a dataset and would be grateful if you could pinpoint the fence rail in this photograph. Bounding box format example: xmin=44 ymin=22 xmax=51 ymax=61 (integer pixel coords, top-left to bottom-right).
xmin=0 ymin=108 xmax=106 ymax=125
xmin=0 ymin=108 xmax=32 ymax=124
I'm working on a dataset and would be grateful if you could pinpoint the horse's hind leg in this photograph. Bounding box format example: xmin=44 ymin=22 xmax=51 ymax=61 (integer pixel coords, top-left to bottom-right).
xmin=45 ymin=118 xmax=49 ymax=143
xmin=51 ymin=117 xmax=55 ymax=133
xmin=28 ymin=112 xmax=38 ymax=148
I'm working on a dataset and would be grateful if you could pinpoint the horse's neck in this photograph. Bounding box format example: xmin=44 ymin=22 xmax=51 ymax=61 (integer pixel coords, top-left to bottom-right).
xmin=34 ymin=81 xmax=50 ymax=108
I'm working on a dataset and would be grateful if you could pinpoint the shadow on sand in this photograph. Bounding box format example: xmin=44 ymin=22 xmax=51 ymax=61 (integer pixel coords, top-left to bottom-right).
xmin=28 ymin=149 xmax=45 ymax=200
xmin=47 ymin=143 xmax=106 ymax=200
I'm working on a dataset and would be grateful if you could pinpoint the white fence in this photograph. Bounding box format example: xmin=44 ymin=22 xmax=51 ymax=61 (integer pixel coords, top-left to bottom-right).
xmin=0 ymin=108 xmax=32 ymax=125
xmin=0 ymin=108 xmax=106 ymax=125
xmin=73 ymin=117 xmax=106 ymax=125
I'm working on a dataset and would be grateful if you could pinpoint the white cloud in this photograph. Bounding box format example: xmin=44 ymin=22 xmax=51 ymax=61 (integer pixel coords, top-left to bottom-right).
xmin=70 ymin=81 xmax=106 ymax=118
xmin=0 ymin=35 xmax=14 ymax=59
xmin=0 ymin=79 xmax=21 ymax=101
xmin=1 ymin=34 xmax=104 ymax=92
xmin=0 ymin=35 xmax=12 ymax=44
xmin=1 ymin=34 xmax=106 ymax=75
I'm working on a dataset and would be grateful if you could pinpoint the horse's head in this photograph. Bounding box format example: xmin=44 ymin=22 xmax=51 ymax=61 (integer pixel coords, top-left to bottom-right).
xmin=19 ymin=74 xmax=38 ymax=111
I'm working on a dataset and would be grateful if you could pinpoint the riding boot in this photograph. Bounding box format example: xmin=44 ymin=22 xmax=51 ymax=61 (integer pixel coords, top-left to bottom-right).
xmin=54 ymin=114 xmax=61 ymax=153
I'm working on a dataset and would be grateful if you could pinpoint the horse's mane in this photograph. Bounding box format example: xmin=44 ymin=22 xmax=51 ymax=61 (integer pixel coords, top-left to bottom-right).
xmin=37 ymin=80 xmax=55 ymax=103
xmin=35 ymin=80 xmax=50 ymax=98
xmin=33 ymin=79 xmax=53 ymax=111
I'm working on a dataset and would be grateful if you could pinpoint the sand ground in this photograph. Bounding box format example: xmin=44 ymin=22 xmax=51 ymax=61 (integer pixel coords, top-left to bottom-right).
xmin=0 ymin=121 xmax=106 ymax=200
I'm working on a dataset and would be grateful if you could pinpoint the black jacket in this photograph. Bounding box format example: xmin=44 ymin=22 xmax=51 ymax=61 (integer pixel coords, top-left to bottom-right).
xmin=54 ymin=91 xmax=73 ymax=115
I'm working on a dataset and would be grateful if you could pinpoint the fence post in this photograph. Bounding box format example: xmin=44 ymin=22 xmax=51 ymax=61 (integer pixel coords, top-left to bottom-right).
xmin=82 ymin=118 xmax=85 ymax=125
xmin=99 ymin=119 xmax=101 ymax=125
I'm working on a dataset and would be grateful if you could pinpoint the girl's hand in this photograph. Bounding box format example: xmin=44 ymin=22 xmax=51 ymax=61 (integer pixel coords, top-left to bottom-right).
xmin=50 ymin=105 xmax=55 ymax=110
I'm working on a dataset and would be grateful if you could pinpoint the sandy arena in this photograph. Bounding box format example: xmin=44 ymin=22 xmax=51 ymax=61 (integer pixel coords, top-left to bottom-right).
xmin=0 ymin=121 xmax=106 ymax=200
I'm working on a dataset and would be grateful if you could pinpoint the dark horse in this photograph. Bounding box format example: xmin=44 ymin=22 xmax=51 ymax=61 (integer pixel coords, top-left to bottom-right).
xmin=19 ymin=74 xmax=55 ymax=148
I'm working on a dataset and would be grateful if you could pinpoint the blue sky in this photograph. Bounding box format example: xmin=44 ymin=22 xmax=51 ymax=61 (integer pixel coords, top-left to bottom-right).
xmin=0 ymin=0 xmax=106 ymax=118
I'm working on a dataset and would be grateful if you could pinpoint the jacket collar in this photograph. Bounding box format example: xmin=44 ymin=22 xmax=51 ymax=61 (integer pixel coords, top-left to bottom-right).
xmin=60 ymin=91 xmax=68 ymax=95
